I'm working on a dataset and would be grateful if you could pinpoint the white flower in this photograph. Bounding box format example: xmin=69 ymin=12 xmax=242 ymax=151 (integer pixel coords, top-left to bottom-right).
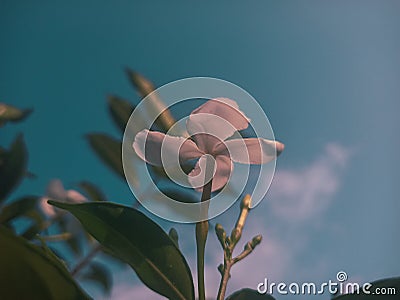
xmin=40 ymin=179 xmax=87 ymax=217
xmin=133 ymin=98 xmax=284 ymax=192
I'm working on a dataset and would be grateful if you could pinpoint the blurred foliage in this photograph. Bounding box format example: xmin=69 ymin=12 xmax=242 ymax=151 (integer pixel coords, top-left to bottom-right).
xmin=0 ymin=226 xmax=90 ymax=300
xmin=125 ymin=68 xmax=175 ymax=132
xmin=0 ymin=195 xmax=39 ymax=224
xmin=78 ymin=181 xmax=108 ymax=202
xmin=86 ymin=133 xmax=124 ymax=179
xmin=80 ymin=261 xmax=112 ymax=295
xmin=0 ymin=102 xmax=112 ymax=298
xmin=0 ymin=134 xmax=28 ymax=202
xmin=0 ymin=103 xmax=32 ymax=127
xmin=107 ymin=95 xmax=135 ymax=134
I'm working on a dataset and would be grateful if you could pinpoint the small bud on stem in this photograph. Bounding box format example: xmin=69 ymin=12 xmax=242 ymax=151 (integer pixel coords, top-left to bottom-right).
xmin=216 ymin=195 xmax=262 ymax=300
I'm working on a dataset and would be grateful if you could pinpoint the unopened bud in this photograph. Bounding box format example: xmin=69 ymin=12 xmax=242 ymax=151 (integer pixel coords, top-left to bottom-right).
xmin=215 ymin=223 xmax=226 ymax=248
xmin=240 ymin=194 xmax=252 ymax=210
xmin=250 ymin=234 xmax=262 ymax=249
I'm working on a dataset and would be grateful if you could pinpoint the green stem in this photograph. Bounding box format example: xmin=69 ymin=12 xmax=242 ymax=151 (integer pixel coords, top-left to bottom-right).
xmin=196 ymin=161 xmax=213 ymax=300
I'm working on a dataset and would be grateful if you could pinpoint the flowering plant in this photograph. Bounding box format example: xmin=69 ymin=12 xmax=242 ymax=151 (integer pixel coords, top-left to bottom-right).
xmin=0 ymin=71 xmax=398 ymax=300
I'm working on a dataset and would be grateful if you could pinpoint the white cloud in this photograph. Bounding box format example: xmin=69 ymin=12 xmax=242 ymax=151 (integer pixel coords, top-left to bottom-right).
xmin=269 ymin=143 xmax=351 ymax=222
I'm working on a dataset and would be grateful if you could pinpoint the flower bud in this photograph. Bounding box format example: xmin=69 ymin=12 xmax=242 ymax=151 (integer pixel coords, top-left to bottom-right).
xmin=250 ymin=234 xmax=262 ymax=249
xmin=240 ymin=194 xmax=252 ymax=210
xmin=215 ymin=223 xmax=226 ymax=248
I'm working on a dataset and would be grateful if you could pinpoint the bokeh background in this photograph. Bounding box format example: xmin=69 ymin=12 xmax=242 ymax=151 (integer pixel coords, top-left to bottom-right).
xmin=1 ymin=1 xmax=399 ymax=299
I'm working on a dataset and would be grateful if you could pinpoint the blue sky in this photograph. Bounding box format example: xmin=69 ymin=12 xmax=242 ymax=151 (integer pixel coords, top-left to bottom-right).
xmin=1 ymin=1 xmax=400 ymax=299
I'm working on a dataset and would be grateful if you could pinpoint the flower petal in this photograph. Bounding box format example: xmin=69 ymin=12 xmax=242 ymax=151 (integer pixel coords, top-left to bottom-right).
xmin=191 ymin=98 xmax=250 ymax=131
xmin=188 ymin=155 xmax=233 ymax=192
xmin=46 ymin=179 xmax=68 ymax=200
xmin=133 ymin=129 xmax=203 ymax=166
xmin=214 ymin=138 xmax=284 ymax=164
xmin=66 ymin=190 xmax=87 ymax=203
xmin=186 ymin=98 xmax=250 ymax=151
xmin=39 ymin=197 xmax=57 ymax=217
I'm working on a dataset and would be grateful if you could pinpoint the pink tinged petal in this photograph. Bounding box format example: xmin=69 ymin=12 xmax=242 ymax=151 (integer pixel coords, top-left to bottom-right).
xmin=186 ymin=98 xmax=250 ymax=151
xmin=188 ymin=155 xmax=233 ymax=192
xmin=186 ymin=114 xmax=235 ymax=153
xmin=214 ymin=138 xmax=285 ymax=164
xmin=66 ymin=190 xmax=87 ymax=203
xmin=133 ymin=129 xmax=203 ymax=167
xmin=40 ymin=197 xmax=57 ymax=217
xmin=190 ymin=97 xmax=250 ymax=131
xmin=46 ymin=179 xmax=68 ymax=200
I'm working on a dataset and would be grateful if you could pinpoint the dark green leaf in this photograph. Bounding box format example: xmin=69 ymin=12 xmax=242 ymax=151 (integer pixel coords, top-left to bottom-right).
xmin=0 ymin=134 xmax=28 ymax=203
xmin=107 ymin=95 xmax=135 ymax=133
xmin=0 ymin=195 xmax=39 ymax=224
xmin=168 ymin=227 xmax=179 ymax=249
xmin=0 ymin=103 xmax=32 ymax=126
xmin=86 ymin=133 xmax=124 ymax=179
xmin=49 ymin=201 xmax=194 ymax=300
xmin=226 ymin=288 xmax=276 ymax=300
xmin=81 ymin=262 xmax=112 ymax=294
xmin=332 ymin=277 xmax=400 ymax=300
xmin=0 ymin=226 xmax=90 ymax=299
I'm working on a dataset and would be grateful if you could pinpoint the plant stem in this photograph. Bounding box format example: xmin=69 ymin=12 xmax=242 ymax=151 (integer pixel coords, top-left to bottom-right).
xmin=216 ymin=195 xmax=260 ymax=300
xmin=196 ymin=160 xmax=213 ymax=300
xmin=40 ymin=232 xmax=72 ymax=242
xmin=217 ymin=260 xmax=232 ymax=300
xmin=71 ymin=244 xmax=102 ymax=276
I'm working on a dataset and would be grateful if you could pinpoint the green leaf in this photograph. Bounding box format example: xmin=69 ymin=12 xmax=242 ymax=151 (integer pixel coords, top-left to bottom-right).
xmin=125 ymin=68 xmax=176 ymax=132
xmin=0 ymin=103 xmax=32 ymax=126
xmin=0 ymin=195 xmax=39 ymax=224
xmin=107 ymin=95 xmax=135 ymax=133
xmin=0 ymin=134 xmax=28 ymax=203
xmin=226 ymin=288 xmax=276 ymax=300
xmin=78 ymin=181 xmax=107 ymax=202
xmin=86 ymin=133 xmax=124 ymax=179
xmin=49 ymin=201 xmax=195 ymax=300
xmin=81 ymin=262 xmax=112 ymax=294
xmin=168 ymin=227 xmax=179 ymax=249
xmin=0 ymin=226 xmax=90 ymax=300
xmin=332 ymin=277 xmax=400 ymax=299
